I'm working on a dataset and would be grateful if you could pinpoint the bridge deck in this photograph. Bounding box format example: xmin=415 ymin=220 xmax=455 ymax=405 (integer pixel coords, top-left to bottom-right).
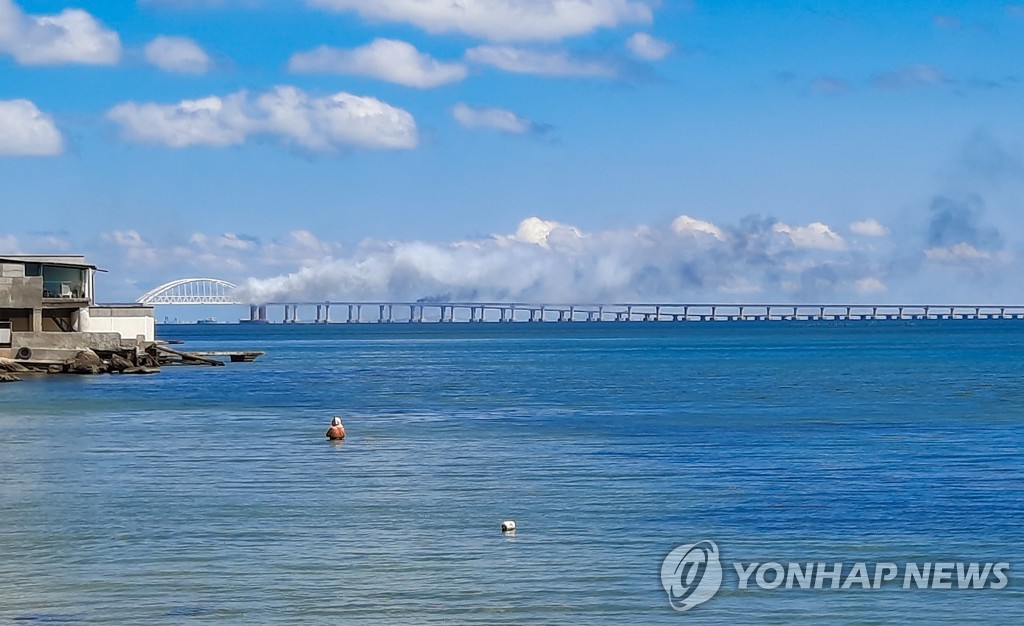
xmin=234 ymin=302 xmax=1024 ymax=324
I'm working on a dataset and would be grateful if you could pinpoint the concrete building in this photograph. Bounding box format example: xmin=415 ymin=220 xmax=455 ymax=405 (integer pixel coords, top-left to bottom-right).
xmin=0 ymin=255 xmax=154 ymax=360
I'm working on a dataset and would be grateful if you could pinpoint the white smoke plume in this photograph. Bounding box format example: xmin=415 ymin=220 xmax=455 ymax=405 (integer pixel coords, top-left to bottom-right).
xmin=233 ymin=215 xmax=887 ymax=304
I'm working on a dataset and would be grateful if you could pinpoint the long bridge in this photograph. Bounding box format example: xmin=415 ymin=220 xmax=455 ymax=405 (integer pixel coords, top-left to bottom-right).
xmin=244 ymin=302 xmax=1024 ymax=324
xmin=136 ymin=278 xmax=1024 ymax=324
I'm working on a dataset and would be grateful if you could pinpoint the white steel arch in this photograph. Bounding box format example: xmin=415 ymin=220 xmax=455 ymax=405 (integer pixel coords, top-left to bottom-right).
xmin=137 ymin=278 xmax=241 ymax=305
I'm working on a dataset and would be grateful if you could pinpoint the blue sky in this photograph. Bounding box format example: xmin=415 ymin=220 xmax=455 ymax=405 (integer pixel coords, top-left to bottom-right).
xmin=2 ymin=0 xmax=1024 ymax=307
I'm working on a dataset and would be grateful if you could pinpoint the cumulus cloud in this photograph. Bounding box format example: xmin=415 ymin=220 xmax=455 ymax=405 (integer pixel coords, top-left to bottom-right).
xmin=306 ymin=0 xmax=653 ymax=42
xmin=466 ymin=45 xmax=617 ymax=77
xmin=626 ymin=32 xmax=672 ymax=60
xmin=289 ymin=39 xmax=466 ymax=88
xmin=223 ymin=214 xmax=889 ymax=304
xmin=102 ymin=230 xmax=159 ymax=265
xmin=0 ymin=99 xmax=63 ymax=156
xmin=873 ymin=64 xmax=948 ymax=90
xmin=452 ymin=103 xmax=547 ymax=135
xmin=849 ymin=219 xmax=889 ymax=237
xmin=144 ymin=35 xmax=211 ymax=74
xmin=106 ymin=86 xmax=417 ymax=152
xmin=507 ymin=217 xmax=583 ymax=247
xmin=0 ymin=0 xmax=120 ymax=65
xmin=855 ymin=277 xmax=887 ymax=294
xmin=102 ymin=229 xmax=342 ymax=281
xmin=671 ymin=215 xmax=725 ymax=241
xmin=924 ymin=243 xmax=998 ymax=264
xmin=182 ymin=230 xmax=339 ymax=270
xmin=773 ymin=221 xmax=846 ymax=250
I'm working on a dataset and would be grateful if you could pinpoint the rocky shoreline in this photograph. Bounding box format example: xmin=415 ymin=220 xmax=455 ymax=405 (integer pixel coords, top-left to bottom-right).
xmin=0 ymin=342 xmax=255 ymax=383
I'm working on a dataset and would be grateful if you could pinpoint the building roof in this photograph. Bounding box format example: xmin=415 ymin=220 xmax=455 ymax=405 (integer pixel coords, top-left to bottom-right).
xmin=0 ymin=255 xmax=101 ymax=270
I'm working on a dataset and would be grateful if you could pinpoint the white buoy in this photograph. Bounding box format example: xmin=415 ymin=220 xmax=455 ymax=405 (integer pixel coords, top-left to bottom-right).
xmin=501 ymin=520 xmax=516 ymax=532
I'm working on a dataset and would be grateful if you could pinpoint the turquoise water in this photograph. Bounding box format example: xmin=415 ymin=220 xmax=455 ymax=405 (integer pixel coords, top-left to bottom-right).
xmin=1 ymin=321 xmax=1022 ymax=624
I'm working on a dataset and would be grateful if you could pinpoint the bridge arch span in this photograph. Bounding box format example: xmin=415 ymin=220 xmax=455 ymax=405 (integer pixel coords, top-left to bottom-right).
xmin=137 ymin=278 xmax=242 ymax=305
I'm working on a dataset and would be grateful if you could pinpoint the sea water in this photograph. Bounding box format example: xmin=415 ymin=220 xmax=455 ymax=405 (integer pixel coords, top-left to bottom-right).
xmin=0 ymin=321 xmax=1022 ymax=624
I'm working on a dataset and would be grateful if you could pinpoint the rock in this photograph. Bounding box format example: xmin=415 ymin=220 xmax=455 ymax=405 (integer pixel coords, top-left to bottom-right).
xmin=0 ymin=357 xmax=29 ymax=373
xmin=123 ymin=366 xmax=160 ymax=375
xmin=47 ymin=364 xmax=64 ymax=374
xmin=71 ymin=349 xmax=106 ymax=375
xmin=0 ymin=372 xmax=21 ymax=383
xmin=109 ymin=354 xmax=134 ymax=371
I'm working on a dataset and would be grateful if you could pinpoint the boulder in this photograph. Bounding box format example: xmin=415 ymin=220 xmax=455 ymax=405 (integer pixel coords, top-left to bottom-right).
xmin=0 ymin=357 xmax=29 ymax=373
xmin=109 ymin=354 xmax=134 ymax=372
xmin=0 ymin=372 xmax=20 ymax=383
xmin=71 ymin=349 xmax=107 ymax=375
xmin=123 ymin=366 xmax=160 ymax=375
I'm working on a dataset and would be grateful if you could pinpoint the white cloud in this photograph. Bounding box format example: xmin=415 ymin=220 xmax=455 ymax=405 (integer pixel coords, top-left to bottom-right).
xmin=0 ymin=99 xmax=63 ymax=156
xmin=102 ymin=230 xmax=159 ymax=265
xmin=289 ymin=39 xmax=466 ymax=88
xmin=849 ymin=219 xmax=889 ymax=237
xmin=671 ymin=215 xmax=725 ymax=241
xmin=855 ymin=277 xmax=887 ymax=294
xmin=191 ymin=232 xmax=258 ymax=251
xmin=0 ymin=0 xmax=120 ymax=65
xmin=108 ymin=94 xmax=248 ymax=148
xmin=452 ymin=103 xmax=544 ymax=134
xmin=626 ymin=32 xmax=672 ymax=60
xmin=90 ymin=210 xmax=1024 ymax=304
xmin=0 ymin=235 xmax=19 ymax=253
xmin=306 ymin=0 xmax=653 ymax=42
xmin=466 ymin=45 xmax=617 ymax=77
xmin=186 ymin=230 xmax=339 ymax=269
xmin=144 ymin=35 xmax=210 ymax=74
xmin=925 ymin=243 xmax=1008 ymax=264
xmin=223 ymin=214 xmax=886 ymax=304
xmin=107 ymin=86 xmax=418 ymax=152
xmin=773 ymin=221 xmax=846 ymax=250
xmin=509 ymin=217 xmax=583 ymax=247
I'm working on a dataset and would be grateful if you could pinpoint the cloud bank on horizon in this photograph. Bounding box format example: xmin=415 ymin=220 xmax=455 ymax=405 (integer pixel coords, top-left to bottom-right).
xmin=10 ymin=202 xmax=1003 ymax=306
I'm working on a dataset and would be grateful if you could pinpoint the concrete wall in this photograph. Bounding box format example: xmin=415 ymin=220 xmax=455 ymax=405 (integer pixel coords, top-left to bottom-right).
xmin=83 ymin=306 xmax=155 ymax=342
xmin=0 ymin=275 xmax=43 ymax=309
xmin=0 ymin=263 xmax=25 ymax=278
xmin=12 ymin=330 xmax=126 ymax=353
